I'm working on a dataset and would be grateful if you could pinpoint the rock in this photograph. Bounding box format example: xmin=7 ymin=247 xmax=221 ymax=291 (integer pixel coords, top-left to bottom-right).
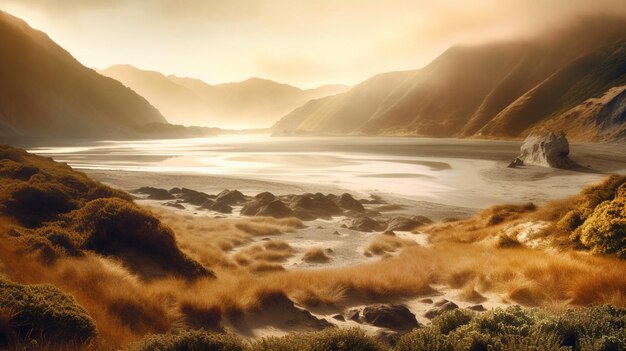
xmin=332 ymin=314 xmax=345 ymax=321
xmin=240 ymin=192 xmax=276 ymax=216
xmin=386 ymin=216 xmax=430 ymax=231
xmin=256 ymin=200 xmax=295 ymax=218
xmin=468 ymin=304 xmax=486 ymax=312
xmin=340 ymin=224 xmax=348 ymax=228
xmin=163 ymin=201 xmax=185 ymax=209
xmin=517 ymin=132 xmax=574 ymax=168
xmin=382 ymin=230 xmax=396 ymax=236
xmin=507 ymin=157 xmax=524 ymax=168
xmin=419 ymin=298 xmax=433 ymax=304
xmin=215 ymin=189 xmax=246 ymax=206
xmin=425 ymin=300 xmax=459 ymax=319
xmin=337 ymin=193 xmax=365 ymax=212
xmin=133 ymin=186 xmax=175 ymax=200
xmin=350 ymin=216 xmax=382 ymax=232
xmin=169 ymin=187 xmax=182 ymax=194
xmin=345 ymin=309 xmax=362 ymax=323
xmin=289 ymin=193 xmax=342 ymax=220
xmin=198 ymin=199 xmax=215 ymax=209
xmin=209 ymin=202 xmax=233 ymax=214
xmin=362 ymin=304 xmax=419 ymax=330
xmin=359 ymin=195 xmax=387 ymax=205
xmin=180 ymin=188 xmax=211 ymax=205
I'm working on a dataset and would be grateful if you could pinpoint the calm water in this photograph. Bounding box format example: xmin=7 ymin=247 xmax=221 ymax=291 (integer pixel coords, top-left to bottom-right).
xmin=28 ymin=135 xmax=610 ymax=208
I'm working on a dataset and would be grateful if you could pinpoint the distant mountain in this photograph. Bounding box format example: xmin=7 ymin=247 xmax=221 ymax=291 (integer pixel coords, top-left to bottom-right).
xmin=0 ymin=11 xmax=167 ymax=139
xmin=273 ymin=16 xmax=626 ymax=142
xmin=99 ymin=65 xmax=350 ymax=129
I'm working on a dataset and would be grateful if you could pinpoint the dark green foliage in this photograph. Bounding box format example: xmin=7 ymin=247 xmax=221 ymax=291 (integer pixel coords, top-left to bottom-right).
xmin=432 ymin=309 xmax=474 ymax=335
xmin=251 ymin=328 xmax=386 ymax=351
xmin=65 ymin=198 xmax=213 ymax=279
xmin=126 ymin=329 xmax=246 ymax=351
xmin=0 ymin=277 xmax=96 ymax=346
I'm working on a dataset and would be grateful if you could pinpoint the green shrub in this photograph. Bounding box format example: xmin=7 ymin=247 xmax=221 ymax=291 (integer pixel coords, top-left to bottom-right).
xmin=395 ymin=328 xmax=453 ymax=351
xmin=0 ymin=277 xmax=96 ymax=346
xmin=251 ymin=328 xmax=387 ymax=351
xmin=575 ymin=198 xmax=626 ymax=258
xmin=432 ymin=309 xmax=474 ymax=335
xmin=126 ymin=330 xmax=246 ymax=351
xmin=66 ymin=198 xmax=213 ymax=279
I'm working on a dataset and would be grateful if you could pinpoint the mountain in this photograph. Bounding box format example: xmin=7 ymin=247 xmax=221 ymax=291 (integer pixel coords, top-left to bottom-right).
xmin=273 ymin=16 xmax=626 ymax=142
xmin=0 ymin=11 xmax=167 ymax=138
xmin=99 ymin=65 xmax=350 ymax=129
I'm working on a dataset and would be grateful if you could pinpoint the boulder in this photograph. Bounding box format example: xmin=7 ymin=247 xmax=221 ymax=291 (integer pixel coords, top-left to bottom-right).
xmin=336 ymin=193 xmax=365 ymax=212
xmin=468 ymin=304 xmax=486 ymax=312
xmin=424 ymin=300 xmax=459 ymax=319
xmin=169 ymin=187 xmax=182 ymax=194
xmin=209 ymin=202 xmax=233 ymax=214
xmin=180 ymin=188 xmax=211 ymax=205
xmin=289 ymin=193 xmax=342 ymax=220
xmin=361 ymin=304 xmax=419 ymax=330
xmin=133 ymin=186 xmax=175 ymax=200
xmin=240 ymin=192 xmax=276 ymax=216
xmin=350 ymin=216 xmax=382 ymax=232
xmin=215 ymin=189 xmax=246 ymax=206
xmin=256 ymin=200 xmax=295 ymax=218
xmin=517 ymin=132 xmax=574 ymax=168
xmin=386 ymin=216 xmax=431 ymax=231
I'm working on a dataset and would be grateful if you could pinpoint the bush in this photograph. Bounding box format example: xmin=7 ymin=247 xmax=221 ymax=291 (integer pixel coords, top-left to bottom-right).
xmin=0 ymin=277 xmax=96 ymax=346
xmin=4 ymin=182 xmax=76 ymax=226
xmin=432 ymin=309 xmax=474 ymax=335
xmin=126 ymin=330 xmax=246 ymax=351
xmin=395 ymin=328 xmax=453 ymax=351
xmin=575 ymin=198 xmax=626 ymax=258
xmin=251 ymin=328 xmax=387 ymax=351
xmin=67 ymin=198 xmax=213 ymax=279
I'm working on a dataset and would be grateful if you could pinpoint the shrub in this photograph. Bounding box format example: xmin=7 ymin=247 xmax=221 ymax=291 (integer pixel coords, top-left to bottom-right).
xmin=395 ymin=328 xmax=453 ymax=351
xmin=0 ymin=277 xmax=96 ymax=346
xmin=3 ymin=182 xmax=76 ymax=226
xmin=250 ymin=328 xmax=387 ymax=351
xmin=126 ymin=330 xmax=246 ymax=351
xmin=432 ymin=309 xmax=474 ymax=335
xmin=67 ymin=198 xmax=213 ymax=279
xmin=575 ymin=198 xmax=626 ymax=258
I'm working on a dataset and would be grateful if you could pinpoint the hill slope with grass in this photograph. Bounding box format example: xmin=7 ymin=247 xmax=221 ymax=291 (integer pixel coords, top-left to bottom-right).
xmin=100 ymin=65 xmax=350 ymax=129
xmin=0 ymin=11 xmax=167 ymax=138
xmin=273 ymin=16 xmax=626 ymax=141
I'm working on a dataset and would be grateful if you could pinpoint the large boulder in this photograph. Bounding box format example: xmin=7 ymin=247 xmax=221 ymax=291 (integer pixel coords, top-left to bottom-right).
xmin=386 ymin=216 xmax=432 ymax=231
xmin=361 ymin=304 xmax=419 ymax=330
xmin=424 ymin=300 xmax=459 ymax=319
xmin=517 ymin=132 xmax=574 ymax=168
xmin=350 ymin=216 xmax=382 ymax=232
xmin=256 ymin=200 xmax=295 ymax=218
xmin=132 ymin=187 xmax=175 ymax=200
xmin=240 ymin=192 xmax=276 ymax=216
xmin=215 ymin=189 xmax=246 ymax=206
xmin=180 ymin=188 xmax=212 ymax=205
xmin=336 ymin=193 xmax=365 ymax=212
xmin=289 ymin=193 xmax=342 ymax=220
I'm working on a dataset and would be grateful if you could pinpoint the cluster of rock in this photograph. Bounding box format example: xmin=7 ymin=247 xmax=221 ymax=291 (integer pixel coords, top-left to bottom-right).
xmin=132 ymin=187 xmax=433 ymax=232
xmin=508 ymin=132 xmax=574 ymax=169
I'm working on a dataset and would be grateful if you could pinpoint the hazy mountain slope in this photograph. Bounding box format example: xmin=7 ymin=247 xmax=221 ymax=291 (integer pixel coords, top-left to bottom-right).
xmin=273 ymin=17 xmax=626 ymax=141
xmin=530 ymin=85 xmax=626 ymax=141
xmin=101 ymin=67 xmax=350 ymax=129
xmin=0 ymin=11 xmax=166 ymax=138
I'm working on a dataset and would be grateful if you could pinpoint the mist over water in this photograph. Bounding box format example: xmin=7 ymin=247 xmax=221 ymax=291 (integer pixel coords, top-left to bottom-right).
xmin=29 ymin=135 xmax=607 ymax=208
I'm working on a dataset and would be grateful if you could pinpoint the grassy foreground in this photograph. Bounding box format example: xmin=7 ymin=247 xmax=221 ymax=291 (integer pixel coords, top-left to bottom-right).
xmin=0 ymin=144 xmax=625 ymax=350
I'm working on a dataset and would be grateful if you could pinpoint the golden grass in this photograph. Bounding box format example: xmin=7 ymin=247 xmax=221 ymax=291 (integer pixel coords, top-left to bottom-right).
xmin=302 ymin=248 xmax=330 ymax=263
xmin=364 ymin=234 xmax=418 ymax=256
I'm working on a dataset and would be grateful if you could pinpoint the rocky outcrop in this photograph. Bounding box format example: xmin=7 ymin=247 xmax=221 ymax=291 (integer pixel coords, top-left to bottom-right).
xmin=386 ymin=216 xmax=432 ymax=231
xmin=517 ymin=132 xmax=574 ymax=168
xmin=288 ymin=193 xmax=343 ymax=220
xmin=361 ymin=304 xmax=419 ymax=330
xmin=350 ymin=216 xmax=382 ymax=232
xmin=132 ymin=187 xmax=175 ymax=200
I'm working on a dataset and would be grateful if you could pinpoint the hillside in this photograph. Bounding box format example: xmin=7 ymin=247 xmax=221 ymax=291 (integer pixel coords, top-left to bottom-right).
xmin=100 ymin=65 xmax=350 ymax=129
xmin=273 ymin=17 xmax=626 ymax=141
xmin=0 ymin=11 xmax=168 ymax=139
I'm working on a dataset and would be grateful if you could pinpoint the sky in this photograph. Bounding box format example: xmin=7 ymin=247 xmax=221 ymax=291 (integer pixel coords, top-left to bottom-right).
xmin=2 ymin=0 xmax=626 ymax=88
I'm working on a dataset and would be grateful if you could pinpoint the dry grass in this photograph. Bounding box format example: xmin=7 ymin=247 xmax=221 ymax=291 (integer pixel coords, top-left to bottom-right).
xmin=302 ymin=248 xmax=330 ymax=263
xmin=364 ymin=235 xmax=418 ymax=256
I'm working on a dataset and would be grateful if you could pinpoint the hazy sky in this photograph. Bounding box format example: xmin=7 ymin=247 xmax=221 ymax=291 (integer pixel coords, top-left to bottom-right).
xmin=2 ymin=0 xmax=626 ymax=88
